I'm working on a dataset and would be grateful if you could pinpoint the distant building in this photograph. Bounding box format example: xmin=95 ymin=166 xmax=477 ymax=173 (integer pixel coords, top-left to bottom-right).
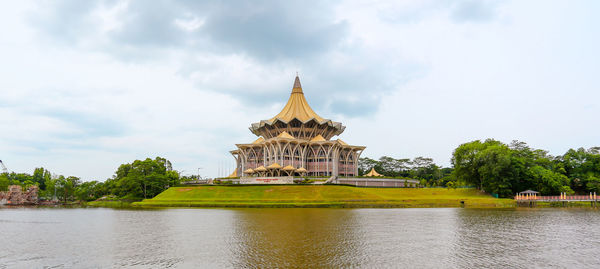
xmin=230 ymin=76 xmax=365 ymax=178
xmin=364 ymin=168 xmax=384 ymax=177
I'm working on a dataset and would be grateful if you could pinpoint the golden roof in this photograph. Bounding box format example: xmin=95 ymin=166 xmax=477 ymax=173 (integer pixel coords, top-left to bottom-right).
xmin=268 ymin=76 xmax=325 ymax=123
xmin=364 ymin=168 xmax=384 ymax=177
xmin=282 ymin=165 xmax=295 ymax=171
xmin=295 ymin=167 xmax=307 ymax=173
xmin=252 ymin=137 xmax=265 ymax=144
xmin=255 ymin=166 xmax=267 ymax=172
xmin=337 ymin=139 xmax=348 ymax=145
xmin=243 ymin=168 xmax=255 ymax=174
xmin=310 ymin=135 xmax=326 ymax=142
xmin=249 ymin=76 xmax=346 ymax=137
xmin=277 ymin=131 xmax=295 ymax=139
xmin=267 ymin=163 xmax=282 ymax=169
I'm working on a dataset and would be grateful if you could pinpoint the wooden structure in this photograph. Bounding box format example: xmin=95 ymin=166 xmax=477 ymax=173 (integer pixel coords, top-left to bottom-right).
xmin=515 ymin=191 xmax=598 ymax=207
xmin=230 ymin=75 xmax=365 ymax=178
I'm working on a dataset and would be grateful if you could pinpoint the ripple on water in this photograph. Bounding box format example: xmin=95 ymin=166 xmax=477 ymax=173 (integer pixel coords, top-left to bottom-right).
xmin=0 ymin=207 xmax=599 ymax=268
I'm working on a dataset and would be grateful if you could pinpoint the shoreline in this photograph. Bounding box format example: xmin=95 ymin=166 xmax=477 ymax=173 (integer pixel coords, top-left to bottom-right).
xmin=7 ymin=186 xmax=596 ymax=209
xmin=3 ymin=201 xmax=599 ymax=209
xmin=132 ymin=202 xmax=513 ymax=208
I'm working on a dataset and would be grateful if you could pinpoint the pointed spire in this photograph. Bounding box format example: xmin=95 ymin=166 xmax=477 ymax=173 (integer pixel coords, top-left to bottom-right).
xmin=265 ymin=74 xmax=325 ymax=123
xmin=292 ymin=74 xmax=302 ymax=93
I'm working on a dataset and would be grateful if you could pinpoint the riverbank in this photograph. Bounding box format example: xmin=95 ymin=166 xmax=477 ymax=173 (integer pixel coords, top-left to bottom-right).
xmin=85 ymin=196 xmax=141 ymax=208
xmin=86 ymin=200 xmax=135 ymax=208
xmin=132 ymin=185 xmax=514 ymax=208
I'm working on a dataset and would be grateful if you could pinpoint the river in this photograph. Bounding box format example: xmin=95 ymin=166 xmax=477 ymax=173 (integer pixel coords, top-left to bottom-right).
xmin=0 ymin=207 xmax=599 ymax=268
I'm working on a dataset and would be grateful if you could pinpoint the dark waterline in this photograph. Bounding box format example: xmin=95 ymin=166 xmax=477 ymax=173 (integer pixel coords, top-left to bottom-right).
xmin=1 ymin=207 xmax=599 ymax=268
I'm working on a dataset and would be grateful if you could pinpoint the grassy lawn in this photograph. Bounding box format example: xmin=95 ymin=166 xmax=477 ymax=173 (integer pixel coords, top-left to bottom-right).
xmin=133 ymin=185 xmax=515 ymax=208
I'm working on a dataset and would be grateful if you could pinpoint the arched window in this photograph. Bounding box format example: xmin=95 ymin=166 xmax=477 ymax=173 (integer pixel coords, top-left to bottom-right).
xmin=305 ymin=148 xmax=316 ymax=175
xmin=339 ymin=152 xmax=345 ymax=164
xmin=318 ymin=148 xmax=326 ymax=158
xmin=317 ymin=148 xmax=326 ymax=175
xmin=293 ymin=147 xmax=302 ymax=167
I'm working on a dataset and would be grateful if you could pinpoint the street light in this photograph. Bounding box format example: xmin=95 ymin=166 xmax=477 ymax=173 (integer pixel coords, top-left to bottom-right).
xmin=197 ymin=167 xmax=203 ymax=180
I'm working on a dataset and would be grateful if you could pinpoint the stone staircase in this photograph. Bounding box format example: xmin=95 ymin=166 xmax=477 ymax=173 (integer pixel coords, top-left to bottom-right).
xmin=323 ymin=175 xmax=337 ymax=184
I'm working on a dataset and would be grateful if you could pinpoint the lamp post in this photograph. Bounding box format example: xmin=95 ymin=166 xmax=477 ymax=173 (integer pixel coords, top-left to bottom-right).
xmin=177 ymin=170 xmax=186 ymax=187
xmin=197 ymin=167 xmax=203 ymax=180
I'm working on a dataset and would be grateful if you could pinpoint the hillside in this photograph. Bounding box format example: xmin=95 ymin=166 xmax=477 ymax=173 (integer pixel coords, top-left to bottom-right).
xmin=133 ymin=185 xmax=514 ymax=208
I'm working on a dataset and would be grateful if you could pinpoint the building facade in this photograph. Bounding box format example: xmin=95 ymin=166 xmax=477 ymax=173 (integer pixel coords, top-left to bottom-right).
xmin=230 ymin=76 xmax=365 ymax=178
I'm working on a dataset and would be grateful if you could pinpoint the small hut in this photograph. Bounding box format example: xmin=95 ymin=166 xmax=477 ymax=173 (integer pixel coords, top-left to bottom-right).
xmin=364 ymin=168 xmax=384 ymax=177
xmin=518 ymin=190 xmax=539 ymax=200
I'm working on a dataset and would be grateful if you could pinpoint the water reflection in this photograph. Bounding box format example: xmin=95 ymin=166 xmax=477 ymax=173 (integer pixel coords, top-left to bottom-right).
xmin=229 ymin=209 xmax=364 ymax=268
xmin=0 ymin=207 xmax=599 ymax=268
xmin=453 ymin=208 xmax=600 ymax=268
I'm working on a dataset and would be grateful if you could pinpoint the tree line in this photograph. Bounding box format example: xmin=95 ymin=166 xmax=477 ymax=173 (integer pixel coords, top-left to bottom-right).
xmin=452 ymin=139 xmax=599 ymax=197
xmin=3 ymin=139 xmax=599 ymax=200
xmin=0 ymin=157 xmax=180 ymax=202
xmin=358 ymin=156 xmax=454 ymax=187
xmin=359 ymin=139 xmax=600 ymax=198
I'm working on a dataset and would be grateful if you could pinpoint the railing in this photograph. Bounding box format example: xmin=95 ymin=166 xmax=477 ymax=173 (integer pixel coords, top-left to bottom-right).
xmin=181 ymin=179 xmax=210 ymax=185
xmin=515 ymin=192 xmax=598 ymax=202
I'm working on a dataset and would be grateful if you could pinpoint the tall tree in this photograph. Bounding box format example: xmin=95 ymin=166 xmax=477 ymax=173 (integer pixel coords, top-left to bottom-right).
xmin=358 ymin=157 xmax=379 ymax=176
xmin=0 ymin=174 xmax=9 ymax=191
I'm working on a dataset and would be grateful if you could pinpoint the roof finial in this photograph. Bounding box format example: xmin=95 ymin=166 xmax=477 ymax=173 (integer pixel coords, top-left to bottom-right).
xmin=292 ymin=74 xmax=302 ymax=92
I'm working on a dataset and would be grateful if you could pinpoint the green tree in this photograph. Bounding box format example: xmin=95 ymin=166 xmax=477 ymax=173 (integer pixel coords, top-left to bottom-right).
xmin=0 ymin=174 xmax=9 ymax=191
xmin=75 ymin=181 xmax=104 ymax=201
xmin=585 ymin=175 xmax=600 ymax=193
xmin=358 ymin=157 xmax=379 ymax=176
xmin=110 ymin=157 xmax=179 ymax=199
xmin=452 ymin=139 xmax=583 ymax=197
xmin=410 ymin=157 xmax=442 ymax=185
xmin=529 ymin=166 xmax=570 ymax=195
xmin=476 ymin=143 xmax=515 ymax=197
xmin=32 ymin=167 xmax=50 ymax=190
xmin=558 ymin=147 xmax=600 ymax=192
xmin=452 ymin=139 xmax=489 ymax=190
xmin=23 ymin=180 xmax=36 ymax=189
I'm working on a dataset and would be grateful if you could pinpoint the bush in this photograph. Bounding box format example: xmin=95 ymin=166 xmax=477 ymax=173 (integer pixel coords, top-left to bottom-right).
xmin=559 ymin=185 xmax=575 ymax=195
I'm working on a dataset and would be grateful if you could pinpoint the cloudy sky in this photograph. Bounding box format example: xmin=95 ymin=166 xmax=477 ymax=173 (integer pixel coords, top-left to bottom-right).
xmin=1 ymin=0 xmax=598 ymax=180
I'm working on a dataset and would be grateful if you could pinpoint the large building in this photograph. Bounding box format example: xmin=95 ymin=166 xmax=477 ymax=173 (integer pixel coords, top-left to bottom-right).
xmin=230 ymin=76 xmax=365 ymax=179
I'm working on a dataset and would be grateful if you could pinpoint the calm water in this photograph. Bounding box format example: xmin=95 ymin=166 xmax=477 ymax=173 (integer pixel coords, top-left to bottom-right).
xmin=0 ymin=207 xmax=599 ymax=268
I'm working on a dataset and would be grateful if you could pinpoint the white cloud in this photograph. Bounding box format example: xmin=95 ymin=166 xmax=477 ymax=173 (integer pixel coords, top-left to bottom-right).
xmin=0 ymin=0 xmax=598 ymax=179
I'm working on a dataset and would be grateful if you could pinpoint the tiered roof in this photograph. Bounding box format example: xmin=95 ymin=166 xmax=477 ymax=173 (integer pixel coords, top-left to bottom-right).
xmin=249 ymin=75 xmax=345 ymax=137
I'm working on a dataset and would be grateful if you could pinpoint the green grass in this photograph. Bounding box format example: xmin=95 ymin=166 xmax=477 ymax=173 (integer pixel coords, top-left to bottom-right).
xmin=133 ymin=185 xmax=515 ymax=208
xmin=86 ymin=200 xmax=135 ymax=208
